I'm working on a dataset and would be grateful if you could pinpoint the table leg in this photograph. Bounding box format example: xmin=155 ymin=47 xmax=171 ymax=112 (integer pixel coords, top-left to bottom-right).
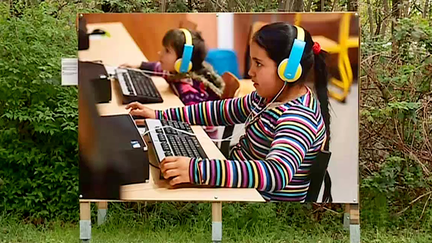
xmin=97 ymin=201 xmax=108 ymax=226
xmin=212 ymin=202 xmax=222 ymax=243
xmin=348 ymin=204 xmax=360 ymax=243
xmin=343 ymin=203 xmax=350 ymax=230
xmin=80 ymin=202 xmax=91 ymax=243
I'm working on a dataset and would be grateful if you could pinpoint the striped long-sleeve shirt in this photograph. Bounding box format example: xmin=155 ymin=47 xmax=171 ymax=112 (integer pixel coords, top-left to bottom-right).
xmin=155 ymin=86 xmax=327 ymax=202
xmin=140 ymin=61 xmax=223 ymax=138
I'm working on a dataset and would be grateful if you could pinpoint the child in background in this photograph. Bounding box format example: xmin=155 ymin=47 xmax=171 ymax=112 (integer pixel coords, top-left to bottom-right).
xmin=126 ymin=23 xmax=331 ymax=202
xmin=120 ymin=28 xmax=225 ymax=139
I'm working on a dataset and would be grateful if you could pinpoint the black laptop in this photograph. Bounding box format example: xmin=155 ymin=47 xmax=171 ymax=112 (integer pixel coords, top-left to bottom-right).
xmin=78 ymin=61 xmax=150 ymax=200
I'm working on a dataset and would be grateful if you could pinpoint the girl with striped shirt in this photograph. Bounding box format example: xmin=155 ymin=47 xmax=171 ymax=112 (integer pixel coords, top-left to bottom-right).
xmin=126 ymin=22 xmax=331 ymax=202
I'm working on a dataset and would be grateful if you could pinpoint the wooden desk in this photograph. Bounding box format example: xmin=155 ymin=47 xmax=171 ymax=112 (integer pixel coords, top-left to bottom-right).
xmin=238 ymin=79 xmax=255 ymax=97
xmin=78 ymin=22 xmax=264 ymax=243
xmin=79 ymin=22 xmax=148 ymax=67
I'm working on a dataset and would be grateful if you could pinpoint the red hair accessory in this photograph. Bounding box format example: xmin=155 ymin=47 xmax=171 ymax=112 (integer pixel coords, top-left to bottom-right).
xmin=312 ymin=42 xmax=321 ymax=54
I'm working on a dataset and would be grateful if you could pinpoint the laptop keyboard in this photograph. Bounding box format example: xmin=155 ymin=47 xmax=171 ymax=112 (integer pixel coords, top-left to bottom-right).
xmin=127 ymin=70 xmax=161 ymax=98
xmin=116 ymin=68 xmax=163 ymax=104
xmin=146 ymin=119 xmax=207 ymax=162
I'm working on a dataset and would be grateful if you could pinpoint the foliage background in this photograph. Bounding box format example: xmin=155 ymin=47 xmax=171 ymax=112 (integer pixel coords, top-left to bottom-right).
xmin=0 ymin=0 xmax=431 ymax=237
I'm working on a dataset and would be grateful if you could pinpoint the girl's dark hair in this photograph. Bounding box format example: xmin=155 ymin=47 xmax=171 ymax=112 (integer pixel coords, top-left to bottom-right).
xmin=252 ymin=22 xmax=330 ymax=145
xmin=162 ymin=29 xmax=207 ymax=72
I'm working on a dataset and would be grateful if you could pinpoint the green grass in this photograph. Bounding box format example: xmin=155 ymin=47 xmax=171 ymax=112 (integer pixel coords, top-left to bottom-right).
xmin=1 ymin=216 xmax=431 ymax=243
xmin=1 ymin=201 xmax=431 ymax=243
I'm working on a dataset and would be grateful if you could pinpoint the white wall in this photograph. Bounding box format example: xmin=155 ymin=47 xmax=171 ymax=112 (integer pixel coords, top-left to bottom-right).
xmin=216 ymin=13 xmax=234 ymax=50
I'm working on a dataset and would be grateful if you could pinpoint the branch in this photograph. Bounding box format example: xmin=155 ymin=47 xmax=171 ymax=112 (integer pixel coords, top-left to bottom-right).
xmin=210 ymin=0 xmax=227 ymax=11
xmin=361 ymin=64 xmax=391 ymax=103
xmin=422 ymin=100 xmax=432 ymax=154
xmin=389 ymin=136 xmax=432 ymax=175
xmin=410 ymin=3 xmax=424 ymax=17
xmin=312 ymin=203 xmax=341 ymax=214
xmin=306 ymin=0 xmax=313 ymax=11
xmin=420 ymin=193 xmax=431 ymax=220
xmin=234 ymin=0 xmax=247 ymax=11
xmin=50 ymin=1 xmax=70 ymax=18
xmin=396 ymin=191 xmax=432 ymax=215
xmin=361 ymin=51 xmax=390 ymax=65
xmin=331 ymin=0 xmax=337 ymax=11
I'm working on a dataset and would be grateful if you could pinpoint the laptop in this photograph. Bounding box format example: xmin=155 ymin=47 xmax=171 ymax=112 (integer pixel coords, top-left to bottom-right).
xmin=115 ymin=68 xmax=164 ymax=104
xmin=78 ymin=61 xmax=150 ymax=200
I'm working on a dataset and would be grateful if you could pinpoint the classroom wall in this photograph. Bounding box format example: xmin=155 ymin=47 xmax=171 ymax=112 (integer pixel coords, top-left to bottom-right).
xmin=83 ymin=13 xmax=358 ymax=79
xmin=186 ymin=13 xmax=218 ymax=50
xmin=84 ymin=13 xmax=217 ymax=62
xmin=233 ymin=12 xmax=359 ymax=78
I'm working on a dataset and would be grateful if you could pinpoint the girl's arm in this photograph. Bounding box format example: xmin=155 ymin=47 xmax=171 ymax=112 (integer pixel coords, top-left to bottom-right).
xmin=188 ymin=106 xmax=321 ymax=192
xmin=139 ymin=61 xmax=169 ymax=78
xmin=155 ymin=91 xmax=261 ymax=126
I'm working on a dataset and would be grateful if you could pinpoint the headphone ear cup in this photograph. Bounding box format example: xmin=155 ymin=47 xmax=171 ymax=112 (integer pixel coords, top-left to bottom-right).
xmin=174 ymin=58 xmax=193 ymax=73
xmin=186 ymin=61 xmax=192 ymax=72
xmin=277 ymin=58 xmax=302 ymax=82
xmin=174 ymin=59 xmax=182 ymax=73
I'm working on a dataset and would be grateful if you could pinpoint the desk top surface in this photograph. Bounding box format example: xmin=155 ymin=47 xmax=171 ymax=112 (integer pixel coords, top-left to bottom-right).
xmin=78 ymin=22 xmax=149 ymax=66
xmin=78 ymin=22 xmax=265 ymax=203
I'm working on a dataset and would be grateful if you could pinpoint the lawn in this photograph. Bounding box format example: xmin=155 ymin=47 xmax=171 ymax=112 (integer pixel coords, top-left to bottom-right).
xmin=1 ymin=202 xmax=431 ymax=243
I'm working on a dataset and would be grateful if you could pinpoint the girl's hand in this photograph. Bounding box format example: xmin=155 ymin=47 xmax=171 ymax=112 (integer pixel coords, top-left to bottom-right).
xmin=119 ymin=63 xmax=140 ymax=69
xmin=160 ymin=156 xmax=192 ymax=186
xmin=125 ymin=102 xmax=156 ymax=119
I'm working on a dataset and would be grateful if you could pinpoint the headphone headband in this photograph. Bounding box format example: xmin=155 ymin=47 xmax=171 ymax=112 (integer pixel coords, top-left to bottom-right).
xmin=179 ymin=28 xmax=192 ymax=45
xmin=294 ymin=25 xmax=305 ymax=41
xmin=277 ymin=25 xmax=306 ymax=82
xmin=175 ymin=28 xmax=194 ymax=73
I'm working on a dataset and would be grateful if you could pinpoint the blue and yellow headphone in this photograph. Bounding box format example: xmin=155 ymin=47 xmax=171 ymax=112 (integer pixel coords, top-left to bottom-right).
xmin=174 ymin=28 xmax=194 ymax=73
xmin=277 ymin=25 xmax=306 ymax=83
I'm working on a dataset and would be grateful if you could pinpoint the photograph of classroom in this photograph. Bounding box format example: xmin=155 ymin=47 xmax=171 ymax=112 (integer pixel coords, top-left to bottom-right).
xmin=78 ymin=11 xmax=359 ymax=203
xmin=2 ymin=0 xmax=431 ymax=241
xmin=78 ymin=12 xmax=359 ymax=241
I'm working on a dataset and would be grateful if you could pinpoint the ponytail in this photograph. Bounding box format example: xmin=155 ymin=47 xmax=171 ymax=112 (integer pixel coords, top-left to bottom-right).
xmin=313 ymin=50 xmax=331 ymax=150
xmin=312 ymin=49 xmax=333 ymax=204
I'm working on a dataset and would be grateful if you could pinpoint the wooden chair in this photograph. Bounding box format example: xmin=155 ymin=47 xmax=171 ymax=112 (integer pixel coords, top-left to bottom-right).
xmin=303 ymin=13 xmax=359 ymax=102
xmin=221 ymin=71 xmax=240 ymax=99
xmin=219 ymin=72 xmax=241 ymax=158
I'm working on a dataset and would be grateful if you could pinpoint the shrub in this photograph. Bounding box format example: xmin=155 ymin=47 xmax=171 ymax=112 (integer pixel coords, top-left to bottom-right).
xmin=0 ymin=2 xmax=98 ymax=221
xmin=360 ymin=15 xmax=432 ymax=230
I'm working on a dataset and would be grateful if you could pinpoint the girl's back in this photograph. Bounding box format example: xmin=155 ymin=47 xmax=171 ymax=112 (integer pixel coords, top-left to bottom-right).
xmin=166 ymin=62 xmax=225 ymax=105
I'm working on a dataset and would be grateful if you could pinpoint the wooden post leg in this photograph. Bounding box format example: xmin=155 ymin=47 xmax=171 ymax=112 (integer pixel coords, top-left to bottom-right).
xmin=212 ymin=202 xmax=222 ymax=243
xmin=80 ymin=202 xmax=91 ymax=243
xmin=343 ymin=203 xmax=350 ymax=230
xmin=349 ymin=204 xmax=360 ymax=243
xmin=97 ymin=201 xmax=108 ymax=226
